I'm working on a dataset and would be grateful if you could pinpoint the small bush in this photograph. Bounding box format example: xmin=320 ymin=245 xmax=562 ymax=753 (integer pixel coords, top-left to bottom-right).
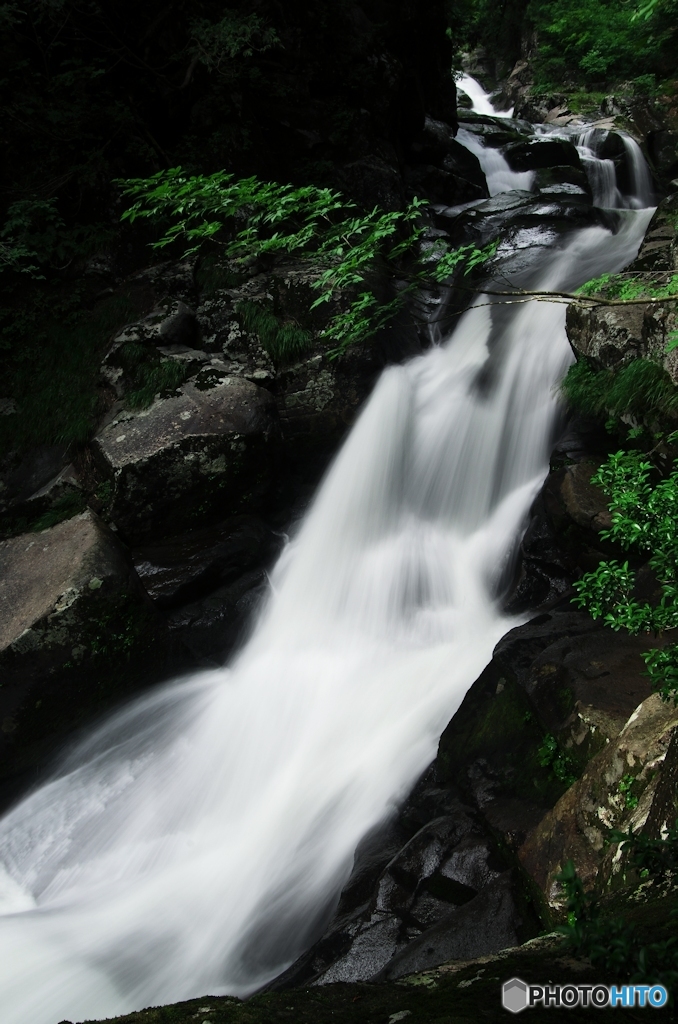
xmin=126 ymin=360 xmax=188 ymax=409
xmin=237 ymin=299 xmax=313 ymax=362
xmin=561 ymin=358 xmax=678 ymax=424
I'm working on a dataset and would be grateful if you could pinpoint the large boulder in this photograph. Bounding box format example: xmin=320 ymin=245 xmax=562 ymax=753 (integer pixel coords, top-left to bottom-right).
xmin=195 ymin=259 xmax=415 ymax=481
xmin=0 ymin=512 xmax=168 ymax=777
xmin=92 ymin=374 xmax=280 ymax=543
xmin=504 ymin=138 xmax=584 ymax=173
xmin=518 ymin=693 xmax=678 ymax=908
xmin=408 ymin=117 xmax=489 ymax=202
xmin=404 ymin=164 xmax=487 ymax=206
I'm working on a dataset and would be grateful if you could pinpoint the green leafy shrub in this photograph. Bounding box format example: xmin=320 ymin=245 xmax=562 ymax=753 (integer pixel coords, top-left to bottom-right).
xmin=577 ymin=271 xmax=678 ymax=303
xmin=537 ymin=733 xmax=578 ymax=785
xmin=572 ymin=448 xmax=678 ymax=703
xmin=118 ymin=168 xmax=496 ymax=355
xmin=557 ymin=856 xmax=678 ymax=987
xmin=526 ymin=0 xmax=678 ymax=86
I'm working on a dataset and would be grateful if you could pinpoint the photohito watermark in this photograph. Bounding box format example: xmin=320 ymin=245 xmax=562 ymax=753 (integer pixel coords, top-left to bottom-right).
xmin=502 ymin=978 xmax=669 ymax=1012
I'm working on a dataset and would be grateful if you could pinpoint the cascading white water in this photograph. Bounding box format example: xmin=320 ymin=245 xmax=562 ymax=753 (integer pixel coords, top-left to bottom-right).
xmin=456 ymin=73 xmax=532 ymax=196
xmin=458 ymin=73 xmax=514 ymax=118
xmin=0 ymin=83 xmax=656 ymax=1024
xmin=540 ymin=124 xmax=655 ymax=210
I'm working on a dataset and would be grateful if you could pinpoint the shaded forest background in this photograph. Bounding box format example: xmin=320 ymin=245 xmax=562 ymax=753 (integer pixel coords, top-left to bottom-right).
xmin=0 ymin=0 xmax=676 ymax=455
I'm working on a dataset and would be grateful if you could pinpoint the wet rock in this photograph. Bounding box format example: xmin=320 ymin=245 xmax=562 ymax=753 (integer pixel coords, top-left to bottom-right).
xmin=373 ymin=874 xmax=523 ymax=980
xmin=533 ymin=165 xmax=591 ymax=195
xmin=132 ymin=516 xmax=277 ymax=608
xmin=518 ymin=692 xmax=678 ymax=907
xmin=505 ymin=138 xmax=584 ymax=173
xmin=435 ymin=614 xmax=594 ymax=849
xmin=0 ymin=511 xmax=168 ymax=772
xmin=278 ymin=802 xmax=532 ymax=987
xmin=167 ymin=568 xmax=269 ymax=666
xmin=92 ymin=374 xmax=280 ymax=543
xmin=502 ymin=489 xmax=573 ymax=614
xmin=409 ymin=118 xmax=488 ymax=194
xmin=443 ymin=191 xmax=609 ymax=257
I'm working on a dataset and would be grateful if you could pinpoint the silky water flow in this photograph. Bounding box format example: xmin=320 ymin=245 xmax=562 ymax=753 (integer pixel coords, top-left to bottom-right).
xmin=0 ymin=83 xmax=656 ymax=1024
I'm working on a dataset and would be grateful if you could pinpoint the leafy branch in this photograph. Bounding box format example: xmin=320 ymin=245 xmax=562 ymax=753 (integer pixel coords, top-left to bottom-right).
xmin=572 ymin=447 xmax=678 ymax=703
xmin=117 ymin=167 xmax=497 ymax=356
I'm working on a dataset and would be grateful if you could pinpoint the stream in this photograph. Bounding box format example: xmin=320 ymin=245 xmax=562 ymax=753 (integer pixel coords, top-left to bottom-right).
xmin=0 ymin=77 xmax=657 ymax=1023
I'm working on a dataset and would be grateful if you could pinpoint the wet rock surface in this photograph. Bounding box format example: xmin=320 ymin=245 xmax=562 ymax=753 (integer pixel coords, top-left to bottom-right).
xmin=270 ymin=782 xmax=538 ymax=989
xmin=0 ymin=511 xmax=169 ymax=779
xmin=132 ymin=516 xmax=277 ymax=609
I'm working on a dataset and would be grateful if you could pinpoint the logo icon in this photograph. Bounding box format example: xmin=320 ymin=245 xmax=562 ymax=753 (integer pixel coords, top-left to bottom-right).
xmin=503 ymin=977 xmax=529 ymax=1014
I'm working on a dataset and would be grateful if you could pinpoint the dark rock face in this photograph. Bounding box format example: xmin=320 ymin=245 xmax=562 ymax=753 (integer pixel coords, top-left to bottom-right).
xmin=132 ymin=516 xmax=276 ymax=609
xmin=648 ymin=130 xmax=678 ymax=183
xmin=93 ymin=375 xmax=280 ymax=543
xmin=532 ymin=164 xmax=591 ymax=195
xmin=271 ymin=783 xmax=536 ymax=989
xmin=404 ymin=164 xmax=486 ymax=206
xmin=0 ymin=445 xmax=72 ymax=517
xmin=0 ymin=512 xmax=168 ymax=777
xmin=132 ymin=517 xmax=280 ymax=666
xmin=336 ymin=158 xmax=405 ymax=212
xmin=505 ymin=138 xmax=583 ymax=173
xmin=407 ymin=117 xmax=489 ymax=204
xmin=166 ymin=567 xmax=270 ymax=667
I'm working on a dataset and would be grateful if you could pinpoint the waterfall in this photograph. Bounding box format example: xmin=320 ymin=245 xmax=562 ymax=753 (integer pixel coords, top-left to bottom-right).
xmin=543 ymin=124 xmax=655 ymax=211
xmin=458 ymin=73 xmax=514 ymax=119
xmin=0 ymin=82 xmax=656 ymax=1024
